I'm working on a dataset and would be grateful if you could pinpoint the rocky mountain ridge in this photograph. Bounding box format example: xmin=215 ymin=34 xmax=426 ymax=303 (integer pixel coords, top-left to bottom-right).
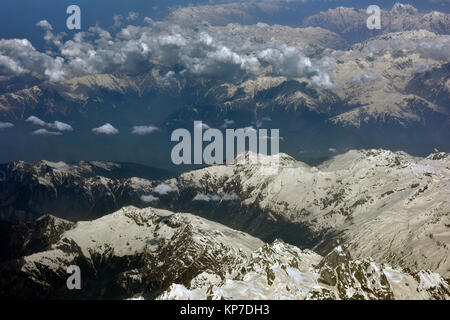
xmin=159 ymin=241 xmax=449 ymax=300
xmin=150 ymin=149 xmax=450 ymax=278
xmin=0 ymin=206 xmax=263 ymax=299
xmin=1 ymin=149 xmax=448 ymax=279
xmin=0 ymin=160 xmax=172 ymax=223
xmin=0 ymin=206 xmax=447 ymax=300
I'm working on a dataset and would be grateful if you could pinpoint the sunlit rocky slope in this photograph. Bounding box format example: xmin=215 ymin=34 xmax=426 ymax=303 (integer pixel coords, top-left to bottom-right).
xmin=0 ymin=207 xmax=448 ymax=300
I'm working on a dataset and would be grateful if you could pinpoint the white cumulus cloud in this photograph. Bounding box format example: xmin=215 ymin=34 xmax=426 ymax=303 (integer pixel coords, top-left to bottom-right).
xmin=132 ymin=125 xmax=159 ymax=135
xmin=92 ymin=123 xmax=119 ymax=135
xmin=25 ymin=116 xmax=46 ymax=126
xmin=52 ymin=121 xmax=73 ymax=132
xmin=0 ymin=121 xmax=14 ymax=129
xmin=25 ymin=116 xmax=73 ymax=132
xmin=32 ymin=128 xmax=62 ymax=136
xmin=36 ymin=20 xmax=53 ymax=31
xmin=193 ymin=192 xmax=240 ymax=202
xmin=0 ymin=39 xmax=66 ymax=81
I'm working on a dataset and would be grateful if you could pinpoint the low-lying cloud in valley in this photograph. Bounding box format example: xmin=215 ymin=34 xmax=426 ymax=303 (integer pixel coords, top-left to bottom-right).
xmin=32 ymin=128 xmax=62 ymax=136
xmin=360 ymin=33 xmax=450 ymax=62
xmin=0 ymin=17 xmax=344 ymax=89
xmin=140 ymin=194 xmax=159 ymax=203
xmin=0 ymin=121 xmax=14 ymax=129
xmin=92 ymin=123 xmax=119 ymax=135
xmin=25 ymin=116 xmax=73 ymax=133
xmin=131 ymin=125 xmax=159 ymax=135
xmin=0 ymin=4 xmax=448 ymax=93
xmin=153 ymin=183 xmax=178 ymax=195
xmin=193 ymin=192 xmax=240 ymax=202
xmin=350 ymin=72 xmax=379 ymax=85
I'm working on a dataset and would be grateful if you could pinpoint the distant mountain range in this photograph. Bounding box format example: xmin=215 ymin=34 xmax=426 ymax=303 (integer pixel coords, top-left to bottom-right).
xmin=303 ymin=3 xmax=450 ymax=42
xmin=0 ymin=160 xmax=173 ymax=223
xmin=0 ymin=4 xmax=448 ymax=164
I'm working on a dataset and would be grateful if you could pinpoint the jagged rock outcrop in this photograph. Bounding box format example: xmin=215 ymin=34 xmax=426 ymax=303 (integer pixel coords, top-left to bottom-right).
xmin=158 ymin=241 xmax=449 ymax=300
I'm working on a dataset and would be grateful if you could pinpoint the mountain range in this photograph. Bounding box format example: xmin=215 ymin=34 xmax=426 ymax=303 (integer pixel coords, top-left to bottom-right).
xmin=0 ymin=206 xmax=448 ymax=300
xmin=1 ymin=149 xmax=448 ymax=285
xmin=0 ymin=3 xmax=448 ymax=166
xmin=0 ymin=1 xmax=449 ymax=300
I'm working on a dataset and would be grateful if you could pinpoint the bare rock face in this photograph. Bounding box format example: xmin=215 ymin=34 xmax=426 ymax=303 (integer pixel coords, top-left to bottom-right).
xmin=158 ymin=241 xmax=449 ymax=300
xmin=317 ymin=247 xmax=394 ymax=300
xmin=427 ymin=149 xmax=449 ymax=160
